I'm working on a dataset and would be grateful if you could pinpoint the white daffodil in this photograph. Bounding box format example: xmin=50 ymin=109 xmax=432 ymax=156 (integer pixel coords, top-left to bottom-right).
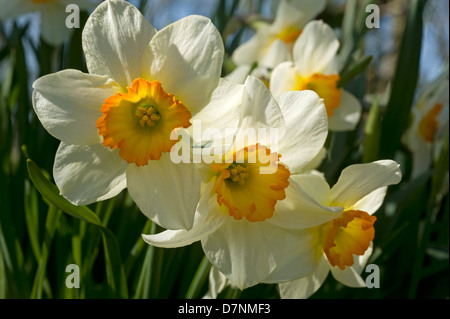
xmin=277 ymin=161 xmax=402 ymax=298
xmin=232 ymin=0 xmax=326 ymax=69
xmin=0 ymin=0 xmax=97 ymax=46
xmin=143 ymin=76 xmax=332 ymax=290
xmin=32 ymin=0 xmax=224 ymax=230
xmin=402 ymin=70 xmax=449 ymax=179
xmin=270 ymin=20 xmax=362 ymax=131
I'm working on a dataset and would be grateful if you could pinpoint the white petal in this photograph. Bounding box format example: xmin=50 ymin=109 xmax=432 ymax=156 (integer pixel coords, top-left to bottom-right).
xmin=126 ymin=153 xmax=201 ymax=230
xmin=259 ymin=39 xmax=291 ymax=69
xmin=40 ymin=2 xmax=72 ymax=45
xmin=141 ymin=182 xmax=227 ymax=247
xmin=269 ymin=61 xmax=299 ymax=97
xmin=203 ymin=266 xmax=231 ymax=299
xmin=263 ymin=228 xmax=322 ymax=283
xmin=277 ymin=90 xmax=328 ymax=173
xmin=231 ymin=25 xmax=270 ymax=66
xmin=237 ymin=76 xmax=285 ymax=145
xmin=53 ymin=142 xmax=127 ymax=205
xmin=327 ymin=90 xmax=362 ymax=132
xmin=224 ymin=65 xmax=252 ymax=84
xmin=329 ymin=160 xmax=402 ymax=209
xmin=201 ymin=219 xmax=280 ymax=290
xmin=269 ymin=174 xmax=342 ymax=229
xmin=278 ymin=256 xmax=330 ymax=299
xmin=32 ymin=69 xmax=121 ymax=145
xmin=352 ymin=187 xmax=387 ymax=215
xmin=293 ymin=20 xmax=340 ymax=77
xmin=330 ymin=244 xmax=374 ymax=287
xmin=272 ymin=0 xmax=327 ymax=32
xmin=82 ymin=0 xmax=156 ymax=88
xmin=142 ymin=15 xmax=224 ymax=114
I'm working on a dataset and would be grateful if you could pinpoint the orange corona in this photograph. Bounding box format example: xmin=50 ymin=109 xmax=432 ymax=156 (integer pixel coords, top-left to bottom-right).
xmin=97 ymin=79 xmax=191 ymax=166
xmin=212 ymin=144 xmax=290 ymax=222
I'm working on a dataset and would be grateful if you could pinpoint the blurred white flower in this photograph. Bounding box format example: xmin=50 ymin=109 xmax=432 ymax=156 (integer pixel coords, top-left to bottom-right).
xmin=232 ymin=0 xmax=326 ymax=69
xmin=402 ymin=70 xmax=449 ymax=179
xmin=270 ymin=20 xmax=362 ymax=131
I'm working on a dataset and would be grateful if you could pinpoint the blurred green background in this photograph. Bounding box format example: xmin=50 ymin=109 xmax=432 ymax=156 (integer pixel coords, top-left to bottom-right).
xmin=0 ymin=0 xmax=448 ymax=299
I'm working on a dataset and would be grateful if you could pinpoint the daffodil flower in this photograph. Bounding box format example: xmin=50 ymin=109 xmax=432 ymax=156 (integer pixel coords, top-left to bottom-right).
xmin=270 ymin=20 xmax=362 ymax=131
xmin=0 ymin=0 xmax=97 ymax=46
xmin=232 ymin=0 xmax=326 ymax=69
xmin=277 ymin=161 xmax=402 ymax=298
xmin=402 ymin=70 xmax=449 ymax=179
xmin=143 ymin=76 xmax=331 ymax=290
xmin=32 ymin=0 xmax=224 ymax=230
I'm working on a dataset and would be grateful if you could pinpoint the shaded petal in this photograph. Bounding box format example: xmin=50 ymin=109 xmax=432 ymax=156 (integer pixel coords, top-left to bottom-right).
xmin=53 ymin=142 xmax=127 ymax=205
xmin=40 ymin=2 xmax=72 ymax=45
xmin=277 ymin=90 xmax=328 ymax=173
xmin=269 ymin=173 xmax=343 ymax=229
xmin=32 ymin=69 xmax=121 ymax=145
xmin=142 ymin=181 xmax=228 ymax=247
xmin=329 ymin=160 xmax=402 ymax=209
xmin=269 ymin=61 xmax=299 ymax=97
xmin=142 ymin=15 xmax=224 ymax=114
xmin=201 ymin=219 xmax=281 ymax=290
xmin=327 ymin=90 xmax=362 ymax=132
xmin=259 ymin=39 xmax=291 ymax=69
xmin=293 ymin=20 xmax=339 ymax=77
xmin=278 ymin=256 xmax=330 ymax=299
xmin=272 ymin=0 xmax=327 ymax=32
xmin=231 ymin=25 xmax=270 ymax=66
xmin=352 ymin=187 xmax=387 ymax=215
xmin=126 ymin=153 xmax=201 ymax=230
xmin=330 ymin=244 xmax=373 ymax=287
xmin=263 ymin=228 xmax=322 ymax=283
xmin=203 ymin=266 xmax=231 ymax=299
xmin=82 ymin=0 xmax=156 ymax=88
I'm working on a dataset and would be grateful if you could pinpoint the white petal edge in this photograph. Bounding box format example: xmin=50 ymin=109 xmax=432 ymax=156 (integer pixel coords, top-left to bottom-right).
xmin=278 ymin=256 xmax=330 ymax=299
xmin=327 ymin=89 xmax=362 ymax=132
xmin=330 ymin=243 xmax=374 ymax=287
xmin=329 ymin=160 xmax=402 ymax=209
xmin=269 ymin=174 xmax=343 ymax=229
xmin=142 ymin=182 xmax=228 ymax=247
xmin=82 ymin=0 xmax=156 ymax=88
xmin=277 ymin=90 xmax=329 ymax=173
xmin=53 ymin=142 xmax=127 ymax=206
xmin=32 ymin=69 xmax=121 ymax=146
xmin=293 ymin=20 xmax=340 ymax=77
xmin=142 ymin=15 xmax=224 ymax=115
xmin=127 ymin=153 xmax=201 ymax=230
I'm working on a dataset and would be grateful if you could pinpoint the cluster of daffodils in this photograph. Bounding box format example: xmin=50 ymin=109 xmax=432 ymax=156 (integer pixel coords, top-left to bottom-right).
xmin=31 ymin=0 xmax=403 ymax=298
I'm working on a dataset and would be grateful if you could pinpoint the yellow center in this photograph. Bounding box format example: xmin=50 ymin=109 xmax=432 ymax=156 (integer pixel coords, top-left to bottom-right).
xmin=320 ymin=210 xmax=376 ymax=270
xmin=295 ymin=73 xmax=342 ymax=117
xmin=418 ymin=103 xmax=443 ymax=143
xmin=276 ymin=26 xmax=303 ymax=44
xmin=211 ymin=144 xmax=290 ymax=222
xmin=97 ymin=78 xmax=192 ymax=167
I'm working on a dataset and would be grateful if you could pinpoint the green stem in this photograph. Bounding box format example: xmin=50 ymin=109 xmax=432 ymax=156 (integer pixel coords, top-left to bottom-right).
xmin=185 ymin=256 xmax=211 ymax=299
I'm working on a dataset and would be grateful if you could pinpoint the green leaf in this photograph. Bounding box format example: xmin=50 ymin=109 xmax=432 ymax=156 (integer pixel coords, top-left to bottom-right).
xmin=338 ymin=55 xmax=372 ymax=88
xmin=379 ymin=0 xmax=427 ymax=158
xmin=26 ymin=159 xmax=128 ymax=298
xmin=362 ymin=96 xmax=381 ymax=162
